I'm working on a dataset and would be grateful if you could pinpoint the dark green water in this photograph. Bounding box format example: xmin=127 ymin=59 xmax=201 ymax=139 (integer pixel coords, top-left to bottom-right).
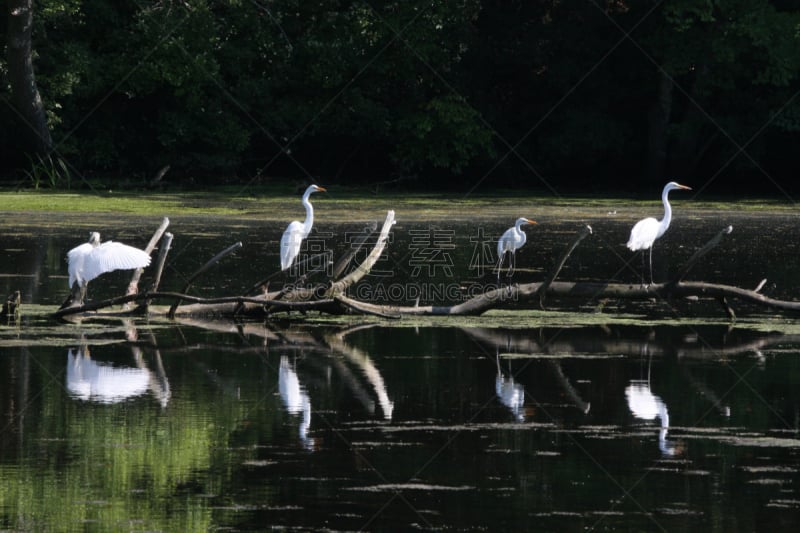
xmin=1 ymin=213 xmax=799 ymax=531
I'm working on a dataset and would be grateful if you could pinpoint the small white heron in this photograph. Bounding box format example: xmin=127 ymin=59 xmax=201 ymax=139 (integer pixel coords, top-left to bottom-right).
xmin=496 ymin=217 xmax=536 ymax=281
xmin=67 ymin=232 xmax=151 ymax=301
xmin=627 ymin=181 xmax=691 ymax=284
xmin=280 ymin=184 xmax=327 ymax=271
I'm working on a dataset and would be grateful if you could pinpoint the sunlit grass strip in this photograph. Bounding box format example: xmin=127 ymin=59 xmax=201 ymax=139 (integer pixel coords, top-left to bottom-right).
xmin=0 ymin=190 xmax=796 ymax=221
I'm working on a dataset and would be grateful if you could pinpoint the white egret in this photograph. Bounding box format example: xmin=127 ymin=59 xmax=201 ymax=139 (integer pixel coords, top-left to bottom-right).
xmin=280 ymin=184 xmax=327 ymax=271
xmin=496 ymin=217 xmax=536 ymax=280
xmin=626 ymin=181 xmax=691 ymax=284
xmin=67 ymin=232 xmax=151 ymax=301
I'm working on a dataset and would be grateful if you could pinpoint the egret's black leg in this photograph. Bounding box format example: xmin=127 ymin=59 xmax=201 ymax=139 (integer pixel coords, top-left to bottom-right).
xmin=496 ymin=253 xmax=505 ymax=284
xmin=640 ymin=250 xmax=645 ymax=287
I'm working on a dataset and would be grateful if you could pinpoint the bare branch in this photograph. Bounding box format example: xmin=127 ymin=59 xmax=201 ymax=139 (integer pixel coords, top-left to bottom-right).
xmin=539 ymin=224 xmax=592 ymax=309
xmin=672 ymin=225 xmax=733 ymax=283
xmin=326 ymin=210 xmax=395 ymax=295
xmin=168 ymin=241 xmax=243 ymax=318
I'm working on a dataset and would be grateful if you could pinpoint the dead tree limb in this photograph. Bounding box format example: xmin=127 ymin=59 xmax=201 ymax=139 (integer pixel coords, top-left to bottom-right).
xmin=168 ymin=241 xmax=242 ymax=318
xmin=133 ymin=232 xmax=173 ymax=313
xmin=539 ymin=225 xmax=592 ymax=309
xmin=126 ymin=216 xmax=170 ymax=298
xmin=672 ymin=225 xmax=733 ymax=283
xmin=242 ymin=251 xmax=331 ymax=298
xmin=53 ymin=291 xmax=336 ymax=319
xmin=326 ymin=210 xmax=395 ymax=296
xmin=334 ymin=294 xmax=401 ymax=318
xmin=331 ymin=221 xmax=378 ymax=279
xmin=149 ymin=232 xmax=173 ymax=294
xmin=51 ymin=275 xmax=800 ymax=320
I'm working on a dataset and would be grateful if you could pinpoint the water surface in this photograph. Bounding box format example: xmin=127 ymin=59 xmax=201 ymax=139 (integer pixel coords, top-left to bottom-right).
xmin=0 ymin=208 xmax=799 ymax=531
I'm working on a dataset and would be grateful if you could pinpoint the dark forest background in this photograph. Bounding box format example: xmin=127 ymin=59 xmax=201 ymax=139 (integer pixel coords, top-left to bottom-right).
xmin=2 ymin=0 xmax=800 ymax=194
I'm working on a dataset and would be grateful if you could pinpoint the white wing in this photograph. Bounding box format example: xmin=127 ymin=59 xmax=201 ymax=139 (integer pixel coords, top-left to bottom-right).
xmin=67 ymin=242 xmax=94 ymax=287
xmin=280 ymin=220 xmax=305 ymax=270
xmin=67 ymin=350 xmax=150 ymax=404
xmin=627 ymin=217 xmax=659 ymax=251
xmin=625 ymin=383 xmax=662 ymax=420
xmin=82 ymin=242 xmax=151 ymax=283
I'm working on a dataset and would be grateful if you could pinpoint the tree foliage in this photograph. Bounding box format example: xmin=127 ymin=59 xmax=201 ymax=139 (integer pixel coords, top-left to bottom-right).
xmin=1 ymin=0 xmax=800 ymax=191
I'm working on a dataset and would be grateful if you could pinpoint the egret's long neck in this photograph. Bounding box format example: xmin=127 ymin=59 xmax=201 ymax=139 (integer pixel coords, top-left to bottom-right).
xmin=515 ymin=220 xmax=526 ymax=233
xmin=658 ymin=187 xmax=673 ymax=236
xmin=301 ymin=192 xmax=315 ymax=236
xmin=658 ymin=402 xmax=669 ymax=429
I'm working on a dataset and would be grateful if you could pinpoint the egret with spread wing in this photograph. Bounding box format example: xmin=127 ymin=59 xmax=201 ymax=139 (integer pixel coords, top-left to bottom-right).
xmin=496 ymin=217 xmax=536 ymax=281
xmin=67 ymin=232 xmax=151 ymax=302
xmin=627 ymin=181 xmax=691 ymax=285
xmin=280 ymin=184 xmax=326 ymax=271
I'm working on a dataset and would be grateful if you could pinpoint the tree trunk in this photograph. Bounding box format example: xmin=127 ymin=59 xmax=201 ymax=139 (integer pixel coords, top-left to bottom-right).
xmin=6 ymin=0 xmax=52 ymax=154
xmin=644 ymin=69 xmax=673 ymax=185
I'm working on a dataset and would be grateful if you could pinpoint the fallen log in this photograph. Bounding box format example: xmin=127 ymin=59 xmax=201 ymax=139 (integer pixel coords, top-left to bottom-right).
xmin=49 ymin=216 xmax=800 ymax=321
xmin=51 ymin=277 xmax=800 ymax=320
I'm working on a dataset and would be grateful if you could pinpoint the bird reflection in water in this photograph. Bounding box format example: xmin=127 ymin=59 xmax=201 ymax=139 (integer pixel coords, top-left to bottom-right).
xmin=625 ymin=381 xmax=681 ymax=456
xmin=279 ymin=355 xmax=316 ymax=450
xmin=67 ymin=344 xmax=170 ymax=407
xmin=495 ymin=352 xmax=527 ymax=421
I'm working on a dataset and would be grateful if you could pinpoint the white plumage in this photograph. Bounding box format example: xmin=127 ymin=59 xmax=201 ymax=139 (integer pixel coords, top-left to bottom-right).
xmin=496 ymin=217 xmax=536 ymax=279
xmin=496 ymin=372 xmax=525 ymax=421
xmin=627 ymin=181 xmax=691 ymax=284
xmin=67 ymin=232 xmax=151 ymax=289
xmin=279 ymin=355 xmax=314 ymax=448
xmin=280 ymin=184 xmax=326 ymax=271
xmin=626 ymin=381 xmax=677 ymax=456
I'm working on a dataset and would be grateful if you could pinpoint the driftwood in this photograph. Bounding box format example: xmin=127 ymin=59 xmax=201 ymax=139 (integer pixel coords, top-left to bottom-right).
xmin=49 ymin=213 xmax=800 ymax=321
xmin=126 ymin=217 xmax=171 ymax=298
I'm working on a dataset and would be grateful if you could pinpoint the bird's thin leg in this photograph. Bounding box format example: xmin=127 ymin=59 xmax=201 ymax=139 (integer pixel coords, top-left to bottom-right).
xmin=508 ymin=252 xmax=515 ymax=280
xmin=640 ymin=251 xmax=645 ymax=287
xmin=649 ymin=246 xmax=654 ymax=286
xmin=495 ymin=253 xmax=504 ymax=284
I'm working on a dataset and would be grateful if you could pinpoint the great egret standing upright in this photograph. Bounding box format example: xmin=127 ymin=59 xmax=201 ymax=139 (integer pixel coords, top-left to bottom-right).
xmin=626 ymin=181 xmax=691 ymax=285
xmin=496 ymin=217 xmax=536 ymax=281
xmin=280 ymin=184 xmax=326 ymax=271
xmin=67 ymin=232 xmax=151 ymax=302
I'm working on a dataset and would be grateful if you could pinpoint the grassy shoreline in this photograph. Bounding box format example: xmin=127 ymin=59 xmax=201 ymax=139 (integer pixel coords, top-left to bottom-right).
xmin=0 ymin=188 xmax=795 ymax=223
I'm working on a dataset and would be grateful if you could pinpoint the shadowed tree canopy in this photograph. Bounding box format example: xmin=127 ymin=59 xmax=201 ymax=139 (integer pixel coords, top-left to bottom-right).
xmin=1 ymin=1 xmax=799 ymax=192
xmin=5 ymin=0 xmax=52 ymax=155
